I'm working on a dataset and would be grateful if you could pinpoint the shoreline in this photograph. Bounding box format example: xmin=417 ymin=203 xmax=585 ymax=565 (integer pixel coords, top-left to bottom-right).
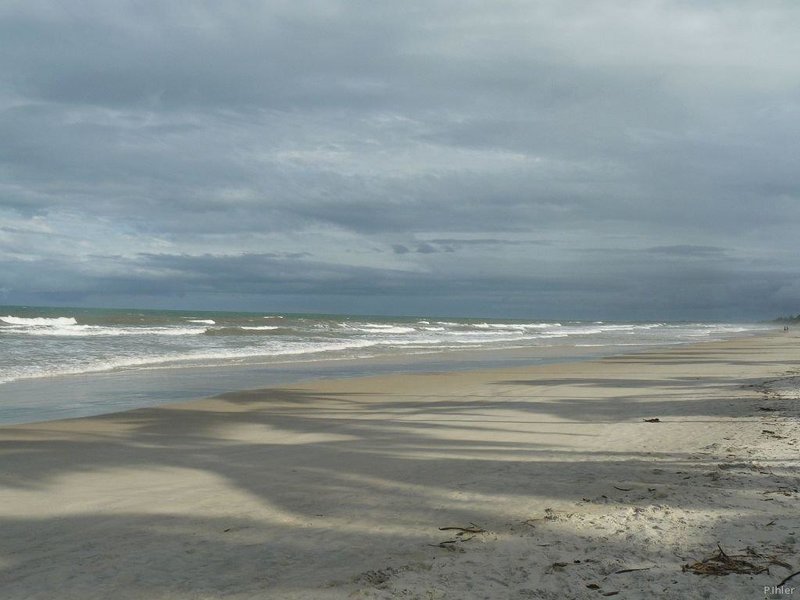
xmin=0 ymin=328 xmax=772 ymax=426
xmin=1 ymin=332 xmax=798 ymax=598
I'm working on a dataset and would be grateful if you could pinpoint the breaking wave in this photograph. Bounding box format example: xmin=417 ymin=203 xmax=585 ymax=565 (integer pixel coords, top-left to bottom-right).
xmin=2 ymin=316 xmax=78 ymax=326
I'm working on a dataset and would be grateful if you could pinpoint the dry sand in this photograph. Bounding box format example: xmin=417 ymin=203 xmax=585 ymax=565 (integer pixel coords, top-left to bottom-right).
xmin=1 ymin=332 xmax=799 ymax=599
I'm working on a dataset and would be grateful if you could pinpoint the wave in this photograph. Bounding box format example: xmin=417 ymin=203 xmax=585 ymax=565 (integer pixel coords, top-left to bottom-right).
xmin=354 ymin=326 xmax=417 ymax=334
xmin=0 ymin=311 xmax=770 ymax=389
xmin=340 ymin=323 xmax=417 ymax=334
xmin=472 ymin=322 xmax=560 ymax=330
xmin=443 ymin=329 xmax=525 ymax=337
xmin=0 ymin=338 xmax=384 ymax=384
xmin=203 ymin=326 xmax=294 ymax=336
xmin=2 ymin=322 xmax=207 ymax=337
xmin=1 ymin=316 xmax=78 ymax=326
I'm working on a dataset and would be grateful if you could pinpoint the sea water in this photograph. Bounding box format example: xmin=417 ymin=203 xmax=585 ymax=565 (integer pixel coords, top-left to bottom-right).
xmin=0 ymin=306 xmax=772 ymax=424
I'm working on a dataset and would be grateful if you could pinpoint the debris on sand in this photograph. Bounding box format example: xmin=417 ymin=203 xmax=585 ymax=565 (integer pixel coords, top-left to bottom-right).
xmin=429 ymin=523 xmax=487 ymax=550
xmin=683 ymin=545 xmax=769 ymax=576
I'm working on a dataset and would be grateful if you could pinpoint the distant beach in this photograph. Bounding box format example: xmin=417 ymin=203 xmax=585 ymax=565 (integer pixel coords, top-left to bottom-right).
xmin=1 ymin=331 xmax=798 ymax=599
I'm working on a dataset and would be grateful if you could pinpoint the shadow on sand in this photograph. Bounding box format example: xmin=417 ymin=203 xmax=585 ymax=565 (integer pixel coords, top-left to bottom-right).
xmin=1 ymin=346 xmax=798 ymax=598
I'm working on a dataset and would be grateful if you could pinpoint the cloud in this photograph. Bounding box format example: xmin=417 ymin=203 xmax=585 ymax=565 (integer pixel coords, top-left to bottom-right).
xmin=646 ymin=245 xmax=727 ymax=258
xmin=1 ymin=1 xmax=800 ymax=318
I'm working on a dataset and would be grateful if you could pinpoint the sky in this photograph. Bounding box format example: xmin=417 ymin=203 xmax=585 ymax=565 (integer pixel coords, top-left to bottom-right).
xmin=1 ymin=1 xmax=799 ymax=320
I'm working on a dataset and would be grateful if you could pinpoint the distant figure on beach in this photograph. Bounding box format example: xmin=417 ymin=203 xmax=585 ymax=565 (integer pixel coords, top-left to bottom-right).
xmin=784 ymin=325 xmax=789 ymax=332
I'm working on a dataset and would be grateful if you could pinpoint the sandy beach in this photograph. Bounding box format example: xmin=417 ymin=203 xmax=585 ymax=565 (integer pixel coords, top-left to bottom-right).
xmin=1 ymin=332 xmax=798 ymax=599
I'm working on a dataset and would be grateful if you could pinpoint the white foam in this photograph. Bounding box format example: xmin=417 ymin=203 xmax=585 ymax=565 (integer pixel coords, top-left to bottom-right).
xmin=1 ymin=316 xmax=78 ymax=326
xmin=0 ymin=338 xmax=385 ymax=384
xmin=359 ymin=326 xmax=416 ymax=334
xmin=444 ymin=330 xmax=522 ymax=337
xmin=6 ymin=324 xmax=206 ymax=337
xmin=0 ymin=314 xmax=769 ymax=390
xmin=375 ymin=338 xmax=443 ymax=346
xmin=340 ymin=323 xmax=417 ymax=334
xmin=470 ymin=323 xmax=563 ymax=334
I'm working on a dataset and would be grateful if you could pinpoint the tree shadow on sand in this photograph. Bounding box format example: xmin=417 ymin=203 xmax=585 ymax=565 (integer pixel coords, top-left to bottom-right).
xmin=1 ymin=345 xmax=798 ymax=598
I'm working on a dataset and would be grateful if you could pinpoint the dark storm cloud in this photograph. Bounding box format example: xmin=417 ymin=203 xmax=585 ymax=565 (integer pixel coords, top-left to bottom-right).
xmin=2 ymin=1 xmax=800 ymax=318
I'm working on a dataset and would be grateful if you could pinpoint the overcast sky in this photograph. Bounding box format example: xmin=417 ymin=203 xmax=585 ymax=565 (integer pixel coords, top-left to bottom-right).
xmin=1 ymin=1 xmax=799 ymax=320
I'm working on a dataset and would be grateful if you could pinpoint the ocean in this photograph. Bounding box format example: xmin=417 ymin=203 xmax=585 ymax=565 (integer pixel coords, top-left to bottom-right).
xmin=0 ymin=306 xmax=772 ymax=425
